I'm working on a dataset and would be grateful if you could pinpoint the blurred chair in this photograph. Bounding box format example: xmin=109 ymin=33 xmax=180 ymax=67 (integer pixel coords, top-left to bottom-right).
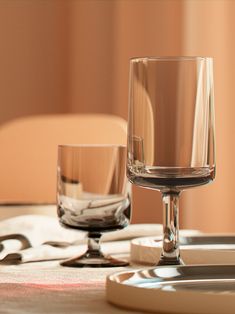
xmin=0 ymin=114 xmax=127 ymax=206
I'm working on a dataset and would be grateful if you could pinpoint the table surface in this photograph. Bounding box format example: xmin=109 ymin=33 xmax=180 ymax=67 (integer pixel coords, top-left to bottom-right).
xmin=0 ymin=260 xmax=145 ymax=314
xmin=0 ymin=205 xmax=179 ymax=314
xmin=0 ymin=205 xmax=144 ymax=314
xmin=0 ymin=206 xmax=232 ymax=314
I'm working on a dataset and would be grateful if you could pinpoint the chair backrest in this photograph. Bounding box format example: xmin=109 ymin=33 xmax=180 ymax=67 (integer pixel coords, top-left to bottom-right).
xmin=0 ymin=114 xmax=127 ymax=203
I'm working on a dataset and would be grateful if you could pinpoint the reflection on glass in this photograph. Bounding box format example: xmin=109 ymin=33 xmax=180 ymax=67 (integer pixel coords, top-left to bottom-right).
xmin=57 ymin=144 xmax=131 ymax=267
xmin=127 ymin=56 xmax=215 ymax=265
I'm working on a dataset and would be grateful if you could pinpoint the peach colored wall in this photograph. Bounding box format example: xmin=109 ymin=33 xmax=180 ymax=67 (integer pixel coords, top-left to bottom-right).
xmin=180 ymin=1 xmax=235 ymax=232
xmin=0 ymin=0 xmax=69 ymax=124
xmin=68 ymin=1 xmax=116 ymax=114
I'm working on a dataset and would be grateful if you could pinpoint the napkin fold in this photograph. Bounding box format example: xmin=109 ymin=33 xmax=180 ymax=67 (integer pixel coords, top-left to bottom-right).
xmin=0 ymin=215 xmax=163 ymax=264
xmin=1 ymin=240 xmax=133 ymax=264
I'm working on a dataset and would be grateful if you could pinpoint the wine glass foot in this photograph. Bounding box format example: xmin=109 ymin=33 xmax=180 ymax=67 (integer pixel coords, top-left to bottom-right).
xmin=60 ymin=255 xmax=129 ymax=268
xmin=157 ymin=257 xmax=184 ymax=266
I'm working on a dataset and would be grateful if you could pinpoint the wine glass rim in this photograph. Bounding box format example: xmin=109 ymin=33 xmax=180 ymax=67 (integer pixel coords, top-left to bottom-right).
xmin=58 ymin=144 xmax=126 ymax=148
xmin=130 ymin=56 xmax=213 ymax=62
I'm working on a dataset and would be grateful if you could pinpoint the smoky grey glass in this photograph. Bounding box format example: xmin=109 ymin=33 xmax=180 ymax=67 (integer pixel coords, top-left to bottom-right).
xmin=127 ymin=56 xmax=215 ymax=265
xmin=57 ymin=144 xmax=131 ymax=267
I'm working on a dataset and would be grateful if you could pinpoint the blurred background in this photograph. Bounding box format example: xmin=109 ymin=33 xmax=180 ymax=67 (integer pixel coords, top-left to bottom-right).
xmin=0 ymin=0 xmax=233 ymax=232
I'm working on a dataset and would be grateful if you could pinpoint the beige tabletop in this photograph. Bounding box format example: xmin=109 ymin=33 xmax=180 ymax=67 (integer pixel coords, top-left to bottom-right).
xmin=0 ymin=206 xmax=181 ymax=313
xmin=0 ymin=261 xmax=146 ymax=314
xmin=0 ymin=205 xmax=142 ymax=313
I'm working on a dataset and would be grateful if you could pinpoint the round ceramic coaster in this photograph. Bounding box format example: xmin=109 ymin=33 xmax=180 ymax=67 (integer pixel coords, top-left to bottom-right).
xmin=131 ymin=233 xmax=235 ymax=266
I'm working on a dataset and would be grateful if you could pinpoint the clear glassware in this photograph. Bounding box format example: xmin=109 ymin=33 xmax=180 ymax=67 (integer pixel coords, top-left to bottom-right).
xmin=127 ymin=56 xmax=215 ymax=265
xmin=57 ymin=144 xmax=131 ymax=267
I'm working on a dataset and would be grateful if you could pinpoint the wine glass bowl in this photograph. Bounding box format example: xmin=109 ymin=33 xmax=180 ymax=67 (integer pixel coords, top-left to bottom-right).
xmin=57 ymin=144 xmax=131 ymax=267
xmin=127 ymin=56 xmax=215 ymax=265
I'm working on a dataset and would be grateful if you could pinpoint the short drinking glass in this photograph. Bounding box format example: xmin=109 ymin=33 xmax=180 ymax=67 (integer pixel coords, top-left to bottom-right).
xmin=57 ymin=144 xmax=131 ymax=267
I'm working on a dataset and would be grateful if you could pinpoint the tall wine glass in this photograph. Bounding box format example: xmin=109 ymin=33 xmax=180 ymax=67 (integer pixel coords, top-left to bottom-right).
xmin=127 ymin=56 xmax=215 ymax=266
xmin=57 ymin=144 xmax=131 ymax=267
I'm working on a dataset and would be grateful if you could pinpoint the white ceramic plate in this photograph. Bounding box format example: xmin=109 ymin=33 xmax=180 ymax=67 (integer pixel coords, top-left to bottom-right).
xmin=106 ymin=265 xmax=235 ymax=314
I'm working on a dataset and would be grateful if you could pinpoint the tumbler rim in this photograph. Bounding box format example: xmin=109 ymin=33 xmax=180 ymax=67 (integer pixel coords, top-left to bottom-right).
xmin=58 ymin=144 xmax=126 ymax=148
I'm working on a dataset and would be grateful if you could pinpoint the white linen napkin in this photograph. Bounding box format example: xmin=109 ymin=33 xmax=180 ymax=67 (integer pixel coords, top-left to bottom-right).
xmin=0 ymin=215 xmax=163 ymax=264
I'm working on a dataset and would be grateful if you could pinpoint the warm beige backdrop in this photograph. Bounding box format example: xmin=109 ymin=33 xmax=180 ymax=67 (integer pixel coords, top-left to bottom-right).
xmin=0 ymin=0 xmax=233 ymax=232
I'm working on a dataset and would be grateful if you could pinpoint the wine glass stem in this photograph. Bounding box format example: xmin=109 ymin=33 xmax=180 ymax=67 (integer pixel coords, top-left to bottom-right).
xmin=86 ymin=233 xmax=104 ymax=258
xmin=158 ymin=192 xmax=183 ymax=266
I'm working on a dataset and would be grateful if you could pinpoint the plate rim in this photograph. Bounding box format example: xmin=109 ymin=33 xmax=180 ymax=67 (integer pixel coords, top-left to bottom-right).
xmin=106 ymin=266 xmax=235 ymax=314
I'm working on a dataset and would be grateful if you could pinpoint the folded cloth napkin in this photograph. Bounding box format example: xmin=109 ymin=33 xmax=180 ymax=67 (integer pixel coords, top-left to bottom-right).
xmin=0 ymin=215 xmax=163 ymax=264
xmin=0 ymin=240 xmax=132 ymax=264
